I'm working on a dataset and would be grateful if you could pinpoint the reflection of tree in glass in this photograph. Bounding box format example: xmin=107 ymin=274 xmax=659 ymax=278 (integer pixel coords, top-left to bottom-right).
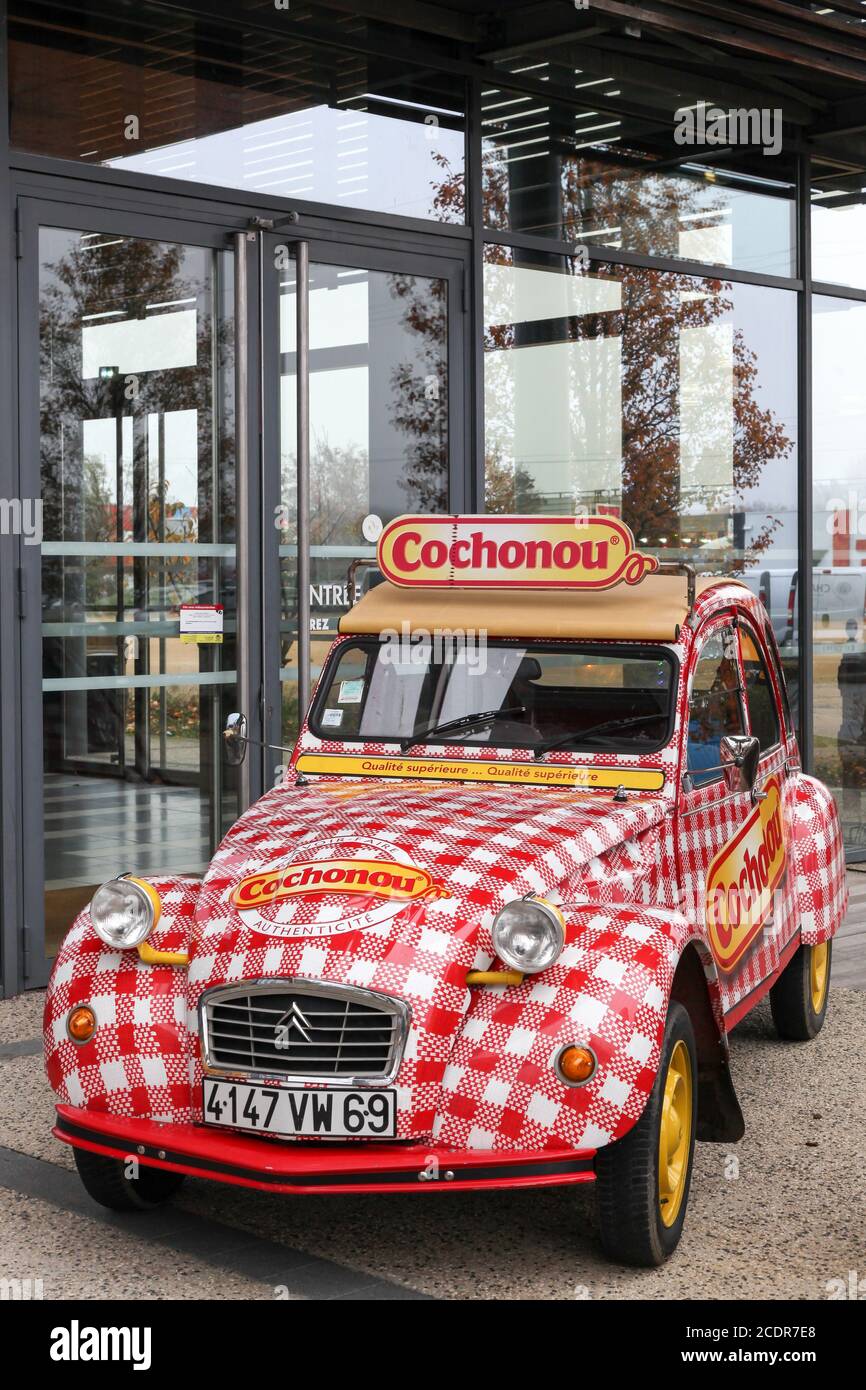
xmin=385 ymin=273 xmax=449 ymax=512
xmin=442 ymin=143 xmax=792 ymax=567
xmin=280 ymin=438 xmax=370 ymax=549
xmin=480 ymin=132 xmax=743 ymax=257
xmin=278 ymin=438 xmax=370 ymax=663
xmin=610 ymin=263 xmax=790 ymax=567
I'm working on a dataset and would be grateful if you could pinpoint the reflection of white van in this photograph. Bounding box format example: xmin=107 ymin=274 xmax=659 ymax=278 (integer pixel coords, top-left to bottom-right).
xmin=742 ymin=569 xmax=866 ymax=646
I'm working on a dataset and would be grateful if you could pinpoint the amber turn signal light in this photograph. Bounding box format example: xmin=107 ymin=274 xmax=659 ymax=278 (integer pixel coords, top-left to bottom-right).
xmin=556 ymin=1044 xmax=595 ymax=1085
xmin=67 ymin=1005 xmax=96 ymax=1044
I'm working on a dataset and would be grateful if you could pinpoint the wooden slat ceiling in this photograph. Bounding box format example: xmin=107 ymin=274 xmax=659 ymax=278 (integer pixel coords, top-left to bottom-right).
xmin=8 ymin=0 xmax=866 ymax=196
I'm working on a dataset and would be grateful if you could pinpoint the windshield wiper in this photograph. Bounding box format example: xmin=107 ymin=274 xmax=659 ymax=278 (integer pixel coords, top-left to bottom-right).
xmin=400 ymin=706 xmax=526 ymax=753
xmin=533 ymin=713 xmax=665 ymax=760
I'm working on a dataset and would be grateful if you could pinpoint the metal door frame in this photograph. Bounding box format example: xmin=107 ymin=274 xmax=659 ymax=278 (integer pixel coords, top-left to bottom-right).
xmin=7 ymin=183 xmax=470 ymax=991
xmin=258 ymin=231 xmax=470 ymax=777
xmin=14 ymin=195 xmax=264 ymax=986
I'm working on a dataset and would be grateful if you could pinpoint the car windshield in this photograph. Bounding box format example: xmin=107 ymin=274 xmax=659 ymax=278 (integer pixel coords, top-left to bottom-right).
xmin=310 ymin=638 xmax=675 ymax=753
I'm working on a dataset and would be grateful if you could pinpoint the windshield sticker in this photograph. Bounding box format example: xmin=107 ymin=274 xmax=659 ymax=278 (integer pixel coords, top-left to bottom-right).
xmin=321 ymin=708 xmax=344 ymax=728
xmin=338 ymin=680 xmax=364 ymax=703
xmin=230 ymin=837 xmax=451 ymax=938
xmin=295 ymin=752 xmax=665 ymax=791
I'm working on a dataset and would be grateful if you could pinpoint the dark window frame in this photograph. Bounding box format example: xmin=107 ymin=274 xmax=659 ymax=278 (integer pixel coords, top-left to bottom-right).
xmin=739 ymin=619 xmax=783 ymax=758
xmin=309 ymin=635 xmax=680 ymax=755
xmin=684 ymin=619 xmax=748 ymax=791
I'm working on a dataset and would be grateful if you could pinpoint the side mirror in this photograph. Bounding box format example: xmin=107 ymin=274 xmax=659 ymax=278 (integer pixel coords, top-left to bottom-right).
xmin=720 ymin=734 xmax=760 ymax=794
xmin=223 ymin=712 xmax=248 ymax=766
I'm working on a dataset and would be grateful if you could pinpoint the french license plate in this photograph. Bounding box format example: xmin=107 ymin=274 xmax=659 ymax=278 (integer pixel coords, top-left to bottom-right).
xmin=202 ymin=1078 xmax=396 ymax=1139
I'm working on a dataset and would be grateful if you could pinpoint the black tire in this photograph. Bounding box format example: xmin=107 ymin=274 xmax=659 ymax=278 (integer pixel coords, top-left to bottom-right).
xmin=595 ymin=1001 xmax=698 ymax=1266
xmin=770 ymin=940 xmax=832 ymax=1042
xmin=73 ymin=1147 xmax=185 ymax=1212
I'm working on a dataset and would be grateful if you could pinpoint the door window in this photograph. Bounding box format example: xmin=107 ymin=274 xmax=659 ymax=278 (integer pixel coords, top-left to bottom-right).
xmin=740 ymin=626 xmax=781 ymax=753
xmin=37 ymin=227 xmax=239 ymax=961
xmin=686 ymin=628 xmax=746 ymax=787
xmin=278 ymin=258 xmax=450 ymax=747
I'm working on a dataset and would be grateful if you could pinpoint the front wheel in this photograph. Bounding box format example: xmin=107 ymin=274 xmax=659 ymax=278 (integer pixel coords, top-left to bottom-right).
xmin=595 ymin=1001 xmax=697 ymax=1266
xmin=73 ymin=1148 xmax=186 ymax=1212
xmin=770 ymin=939 xmax=832 ymax=1041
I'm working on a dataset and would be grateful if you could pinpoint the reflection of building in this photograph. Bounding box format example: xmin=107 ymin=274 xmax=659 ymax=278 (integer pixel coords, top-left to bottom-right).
xmin=3 ymin=1 xmax=866 ymax=993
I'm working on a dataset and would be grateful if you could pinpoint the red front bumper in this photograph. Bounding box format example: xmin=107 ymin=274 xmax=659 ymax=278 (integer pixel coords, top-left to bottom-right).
xmin=54 ymin=1106 xmax=596 ymax=1196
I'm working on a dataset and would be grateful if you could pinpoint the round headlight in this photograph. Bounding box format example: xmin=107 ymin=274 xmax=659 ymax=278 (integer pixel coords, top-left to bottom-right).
xmin=90 ymin=877 xmax=160 ymax=949
xmin=491 ymin=898 xmax=564 ymax=975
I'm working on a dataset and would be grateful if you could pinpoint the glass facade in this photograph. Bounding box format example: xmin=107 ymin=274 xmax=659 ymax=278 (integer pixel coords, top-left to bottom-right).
xmin=2 ymin=0 xmax=866 ymax=988
xmin=38 ymin=227 xmax=239 ymax=954
xmin=8 ymin=1 xmax=466 ymax=222
xmin=481 ymin=82 xmax=796 ymax=276
xmin=813 ymin=296 xmax=866 ymax=858
xmin=483 ymin=249 xmax=798 ymax=570
xmin=812 ymin=201 xmax=866 ymax=292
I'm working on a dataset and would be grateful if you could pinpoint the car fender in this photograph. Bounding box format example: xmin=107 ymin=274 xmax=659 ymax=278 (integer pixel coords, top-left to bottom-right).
xmin=432 ymin=901 xmax=743 ymax=1153
xmin=789 ymin=775 xmax=848 ymax=945
xmin=43 ymin=877 xmax=199 ymax=1122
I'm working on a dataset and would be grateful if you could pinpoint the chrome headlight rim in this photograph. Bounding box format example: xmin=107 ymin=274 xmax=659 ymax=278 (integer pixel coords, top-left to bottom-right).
xmin=90 ymin=875 xmax=161 ymax=950
xmin=491 ymin=896 xmax=565 ymax=975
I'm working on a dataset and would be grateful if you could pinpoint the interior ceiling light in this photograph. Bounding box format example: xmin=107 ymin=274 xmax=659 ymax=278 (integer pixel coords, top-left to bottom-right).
xmin=338 ymin=92 xmax=462 ymax=118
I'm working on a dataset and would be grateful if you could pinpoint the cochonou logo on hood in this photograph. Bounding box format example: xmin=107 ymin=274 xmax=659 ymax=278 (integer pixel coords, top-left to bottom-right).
xmin=230 ymin=837 xmax=451 ymax=940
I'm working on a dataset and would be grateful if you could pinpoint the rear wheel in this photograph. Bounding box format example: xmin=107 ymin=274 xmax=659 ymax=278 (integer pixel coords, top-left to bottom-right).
xmin=73 ymin=1148 xmax=185 ymax=1212
xmin=770 ymin=940 xmax=831 ymax=1041
xmin=595 ymin=1001 xmax=697 ymax=1266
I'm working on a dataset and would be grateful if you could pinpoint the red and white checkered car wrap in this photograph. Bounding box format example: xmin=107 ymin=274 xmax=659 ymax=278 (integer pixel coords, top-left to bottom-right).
xmin=183 ymin=781 xmax=676 ymax=1145
xmin=42 ymin=580 xmax=847 ymax=1161
xmin=791 ymin=775 xmax=848 ymax=945
xmin=43 ymin=877 xmax=200 ymax=1123
xmin=433 ymin=903 xmax=722 ymax=1152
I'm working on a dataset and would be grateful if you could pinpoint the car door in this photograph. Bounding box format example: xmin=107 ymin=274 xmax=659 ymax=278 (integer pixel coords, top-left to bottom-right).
xmin=678 ymin=616 xmax=754 ymax=1014
xmin=679 ymin=610 xmax=799 ymax=1018
xmin=731 ymin=618 xmax=800 ymax=1010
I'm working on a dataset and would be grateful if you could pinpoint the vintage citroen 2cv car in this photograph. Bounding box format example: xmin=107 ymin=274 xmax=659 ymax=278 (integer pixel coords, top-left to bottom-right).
xmin=44 ymin=515 xmax=848 ymax=1266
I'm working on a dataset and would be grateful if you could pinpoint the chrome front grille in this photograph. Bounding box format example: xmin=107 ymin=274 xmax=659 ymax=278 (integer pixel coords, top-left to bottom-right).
xmin=200 ymin=980 xmax=410 ymax=1084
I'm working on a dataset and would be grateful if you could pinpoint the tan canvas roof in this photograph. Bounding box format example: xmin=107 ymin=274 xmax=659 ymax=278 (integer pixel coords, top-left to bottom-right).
xmin=339 ymin=575 xmax=748 ymax=643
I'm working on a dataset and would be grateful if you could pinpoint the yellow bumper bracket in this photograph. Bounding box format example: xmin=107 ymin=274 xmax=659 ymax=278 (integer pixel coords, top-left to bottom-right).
xmin=137 ymin=942 xmax=190 ymax=967
xmin=466 ymin=969 xmax=524 ymax=987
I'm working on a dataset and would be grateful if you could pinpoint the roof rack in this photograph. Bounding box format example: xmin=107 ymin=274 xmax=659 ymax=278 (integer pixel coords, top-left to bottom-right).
xmin=655 ymin=561 xmax=696 ymax=614
xmin=347 ymin=556 xmax=381 ymax=602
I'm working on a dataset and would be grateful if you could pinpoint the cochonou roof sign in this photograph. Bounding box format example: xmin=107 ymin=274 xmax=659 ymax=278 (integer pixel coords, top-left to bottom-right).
xmin=376 ymin=514 xmax=659 ymax=590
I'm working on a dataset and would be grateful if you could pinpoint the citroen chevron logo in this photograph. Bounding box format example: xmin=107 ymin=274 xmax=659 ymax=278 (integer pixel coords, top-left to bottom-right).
xmin=274 ymin=1001 xmax=313 ymax=1049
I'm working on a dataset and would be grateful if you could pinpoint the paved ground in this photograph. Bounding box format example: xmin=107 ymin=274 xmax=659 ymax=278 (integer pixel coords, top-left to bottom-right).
xmin=1 ymin=881 xmax=865 ymax=1301
xmin=837 ymin=863 xmax=866 ymax=987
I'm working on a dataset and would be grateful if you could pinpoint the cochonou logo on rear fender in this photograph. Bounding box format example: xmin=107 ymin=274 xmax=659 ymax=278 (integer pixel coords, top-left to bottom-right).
xmin=230 ymin=837 xmax=450 ymax=939
xmin=705 ymin=775 xmax=786 ymax=971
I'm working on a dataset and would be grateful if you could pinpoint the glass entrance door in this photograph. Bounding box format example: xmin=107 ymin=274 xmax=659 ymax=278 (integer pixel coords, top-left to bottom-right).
xmin=267 ymin=240 xmax=464 ymax=762
xmin=19 ymin=208 xmax=244 ymax=979
xmin=17 ymin=206 xmax=466 ymax=986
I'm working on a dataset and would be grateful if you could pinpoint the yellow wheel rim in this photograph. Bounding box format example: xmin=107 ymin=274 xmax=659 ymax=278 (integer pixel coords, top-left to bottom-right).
xmin=658 ymin=1039 xmax=693 ymax=1229
xmin=810 ymin=941 xmax=829 ymax=1015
